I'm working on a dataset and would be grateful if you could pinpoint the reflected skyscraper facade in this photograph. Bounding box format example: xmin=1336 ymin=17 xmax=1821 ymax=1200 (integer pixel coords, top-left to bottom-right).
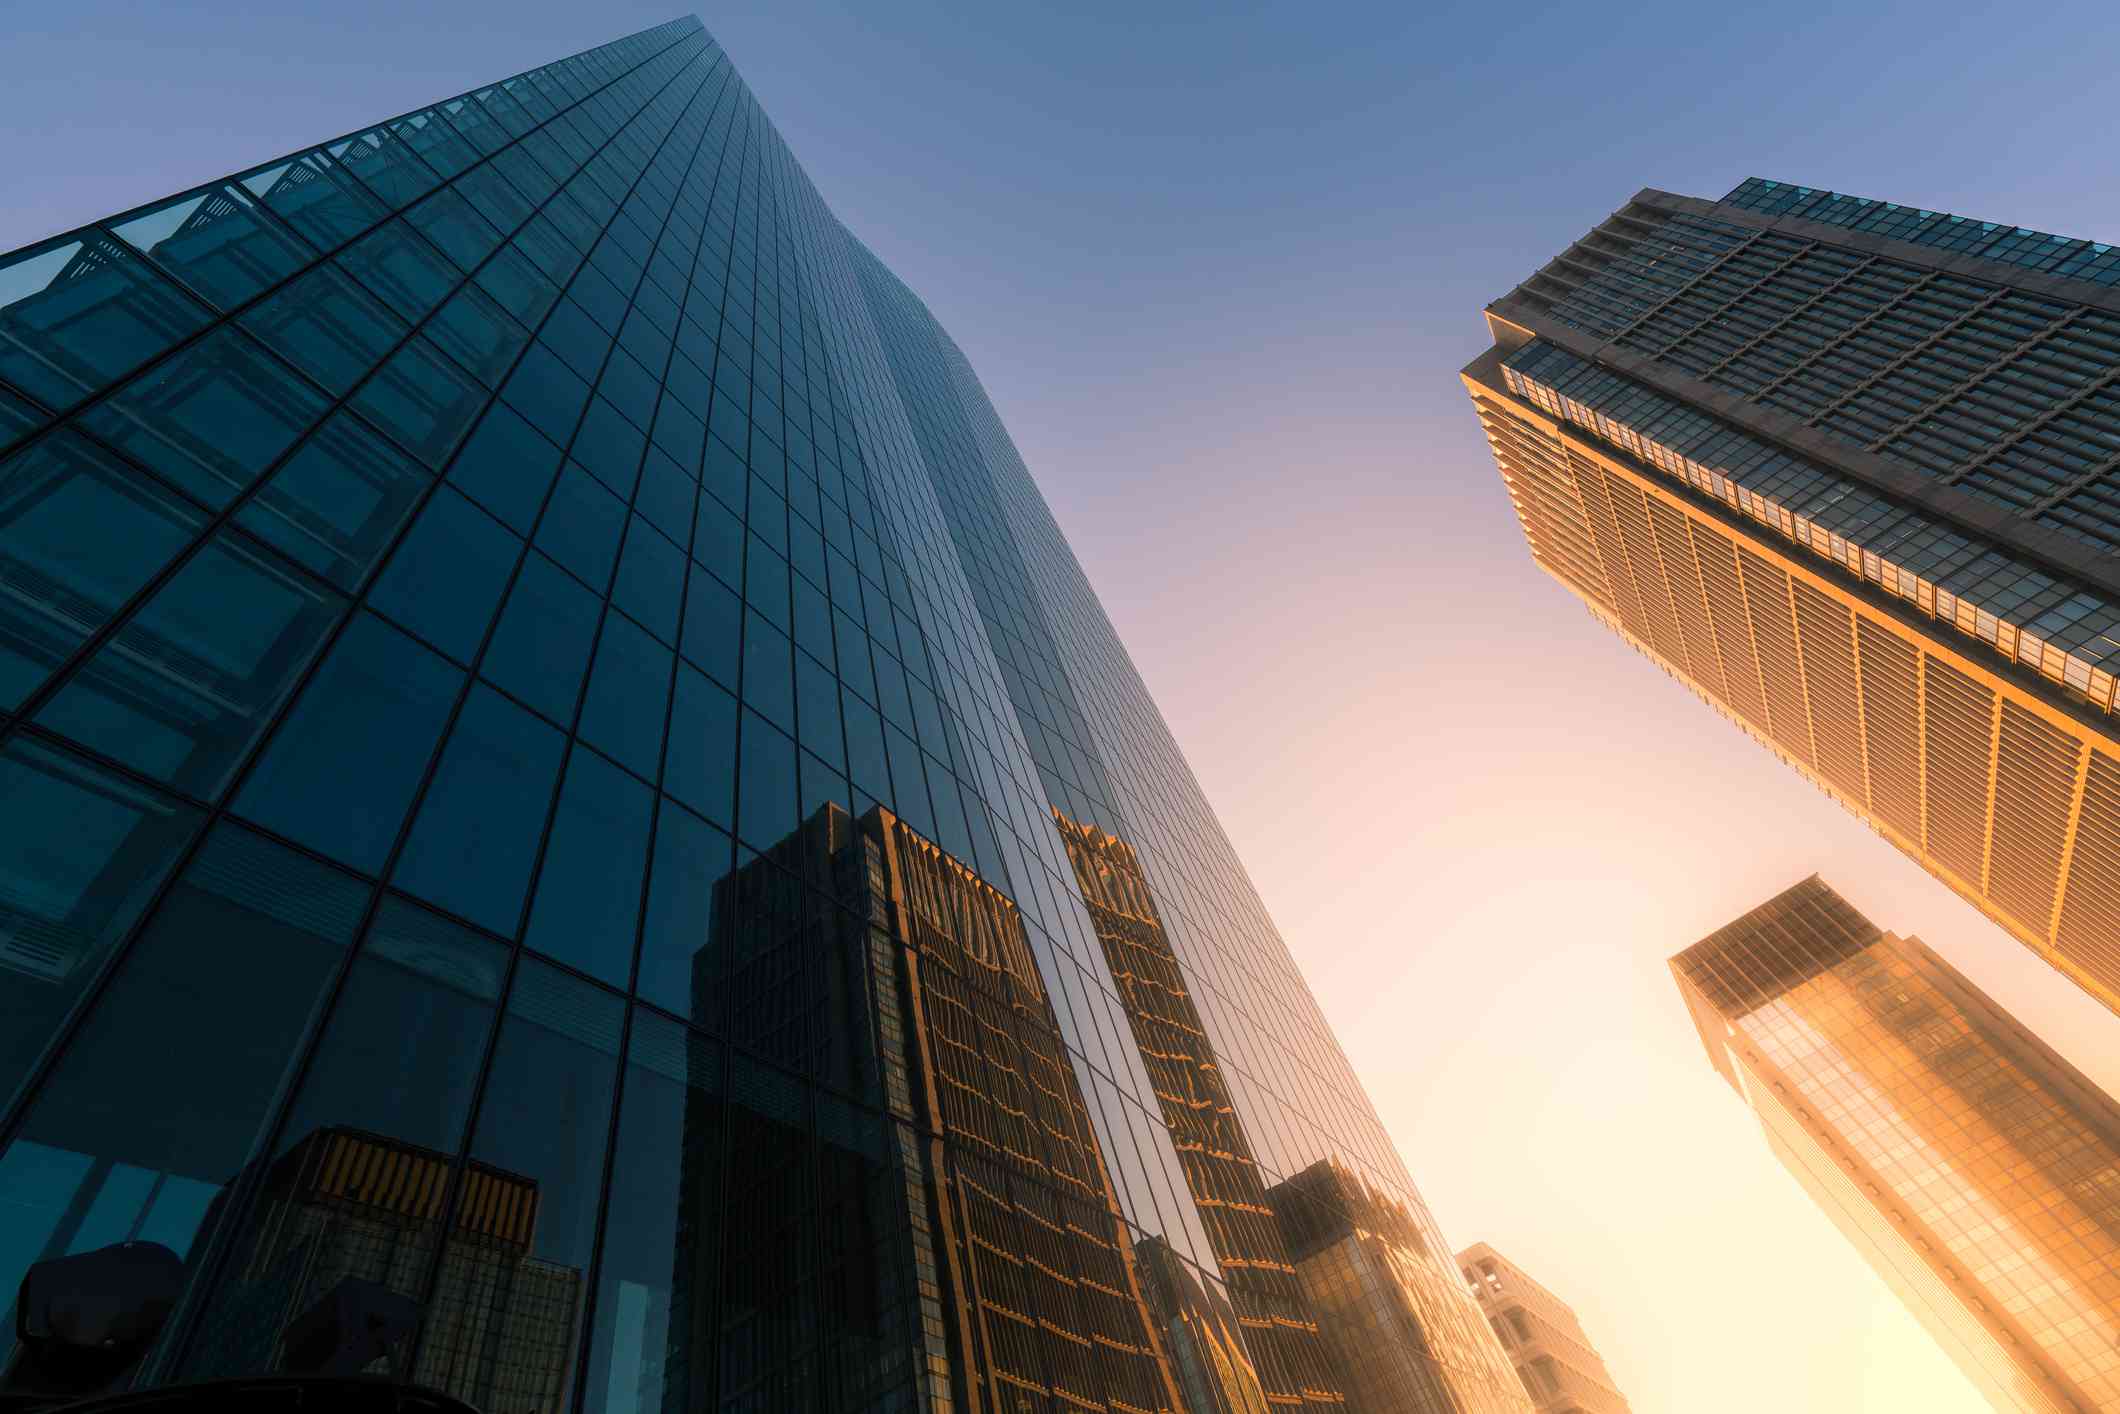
xmin=1464 ymin=179 xmax=2120 ymax=1018
xmin=0 ymin=15 xmax=1523 ymax=1413
xmin=1674 ymin=877 xmax=2120 ymax=1412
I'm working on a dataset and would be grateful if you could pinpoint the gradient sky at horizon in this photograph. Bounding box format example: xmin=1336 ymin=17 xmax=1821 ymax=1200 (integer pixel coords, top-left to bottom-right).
xmin=12 ymin=2 xmax=2120 ymax=1409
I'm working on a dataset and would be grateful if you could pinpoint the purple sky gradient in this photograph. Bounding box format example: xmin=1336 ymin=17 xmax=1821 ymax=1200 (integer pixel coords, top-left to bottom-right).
xmin=11 ymin=3 xmax=2120 ymax=1407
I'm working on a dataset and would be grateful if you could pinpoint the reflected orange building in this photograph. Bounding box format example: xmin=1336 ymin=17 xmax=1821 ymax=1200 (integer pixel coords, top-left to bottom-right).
xmin=1057 ymin=813 xmax=1532 ymax=1413
xmin=697 ymin=803 xmax=1184 ymax=1414
xmin=192 ymin=1127 xmax=581 ymax=1414
xmin=1673 ymin=877 xmax=2120 ymax=1412
xmin=1054 ymin=811 xmax=1347 ymax=1408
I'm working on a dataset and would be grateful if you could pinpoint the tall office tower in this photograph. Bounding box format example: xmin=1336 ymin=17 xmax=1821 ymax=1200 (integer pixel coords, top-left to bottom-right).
xmin=1673 ymin=876 xmax=2120 ymax=1412
xmin=0 ymin=17 xmax=1524 ymax=1414
xmin=1454 ymin=1245 xmax=1630 ymax=1414
xmin=1463 ymin=179 xmax=2120 ymax=1017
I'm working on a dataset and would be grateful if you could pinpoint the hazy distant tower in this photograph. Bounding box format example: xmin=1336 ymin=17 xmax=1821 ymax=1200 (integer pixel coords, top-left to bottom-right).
xmin=1456 ymin=1244 xmax=1631 ymax=1414
xmin=1673 ymin=876 xmax=2120 ymax=1411
xmin=1464 ymin=180 xmax=2120 ymax=1017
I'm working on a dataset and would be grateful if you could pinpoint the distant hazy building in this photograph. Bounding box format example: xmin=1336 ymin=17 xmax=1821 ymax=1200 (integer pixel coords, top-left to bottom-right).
xmin=1673 ymin=876 xmax=2120 ymax=1411
xmin=1464 ymin=179 xmax=2120 ymax=1019
xmin=1455 ymin=1244 xmax=1630 ymax=1414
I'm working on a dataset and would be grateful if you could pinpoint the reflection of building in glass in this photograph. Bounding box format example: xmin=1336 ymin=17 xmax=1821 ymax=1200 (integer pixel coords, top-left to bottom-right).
xmin=1132 ymin=1236 xmax=1269 ymax=1414
xmin=1055 ymin=812 xmax=1345 ymax=1407
xmin=0 ymin=16 xmax=1520 ymax=1412
xmin=1058 ymin=815 xmax=1529 ymax=1413
xmin=1464 ymin=180 xmax=2120 ymax=1019
xmin=197 ymin=1127 xmax=580 ymax=1414
xmin=689 ymin=803 xmax=1182 ymax=1413
xmin=1269 ymin=1162 xmax=1534 ymax=1414
xmin=1455 ymin=1245 xmax=1630 ymax=1414
xmin=1674 ymin=877 xmax=2120 ymax=1412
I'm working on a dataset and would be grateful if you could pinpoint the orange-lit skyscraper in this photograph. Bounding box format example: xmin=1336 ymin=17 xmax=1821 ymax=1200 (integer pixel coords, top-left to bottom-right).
xmin=1463 ymin=180 xmax=2120 ymax=1016
xmin=1672 ymin=876 xmax=2120 ymax=1411
xmin=1455 ymin=1245 xmax=1630 ymax=1414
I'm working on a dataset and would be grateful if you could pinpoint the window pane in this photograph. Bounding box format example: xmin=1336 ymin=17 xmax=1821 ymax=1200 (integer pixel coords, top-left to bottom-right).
xmin=426 ymin=960 xmax=620 ymax=1412
xmin=634 ymin=799 xmax=730 ymax=1020
xmin=347 ymin=334 xmax=487 ymax=469
xmin=444 ymin=400 xmax=563 ymax=534
xmin=36 ymin=528 xmax=348 ymax=797
xmin=336 ymin=218 xmax=458 ymax=327
xmin=578 ymin=612 xmax=671 ymax=781
xmin=239 ymin=151 xmax=389 ymax=252
xmin=0 ymin=381 xmax=46 ymax=452
xmin=534 ymin=462 xmax=626 ymax=590
xmin=423 ymin=282 xmax=529 ymax=388
xmin=742 ymin=613 xmax=794 ymax=734
xmin=0 ymin=823 xmax=365 ymax=1373
xmin=481 ymin=551 xmax=600 ymax=727
xmin=234 ymin=410 xmax=432 ymax=591
xmin=473 ymin=243 xmax=560 ymax=330
xmin=390 ymin=111 xmax=480 ymax=185
xmin=570 ymin=395 xmax=643 ymax=497
xmin=367 ymin=486 xmax=519 ymax=664
xmin=0 ymin=230 xmax=212 ymax=408
xmin=402 ymin=187 xmax=502 ymax=274
xmin=237 ymin=265 xmax=404 ymax=402
xmin=0 ymin=738 xmax=203 ymax=1115
xmin=393 ymin=684 xmax=565 ymax=936
xmin=79 ymin=323 xmax=330 ymax=509
xmin=0 ymin=430 xmax=207 ymax=709
xmin=680 ymin=569 xmax=740 ymax=689
xmin=737 ymin=711 xmax=799 ymax=849
xmin=501 ymin=340 xmax=592 ymax=447
xmin=174 ymin=896 xmax=508 ymax=1384
xmin=235 ymin=611 xmax=463 ymax=872
xmin=611 ymin=519 xmax=683 ymax=644
xmin=326 ymin=126 xmax=442 ymax=210
xmin=578 ymin=1011 xmax=721 ymax=1414
xmin=662 ymin=662 xmax=736 ymax=830
xmin=112 ymin=184 xmax=317 ymax=311
xmin=523 ymin=747 xmax=650 ymax=987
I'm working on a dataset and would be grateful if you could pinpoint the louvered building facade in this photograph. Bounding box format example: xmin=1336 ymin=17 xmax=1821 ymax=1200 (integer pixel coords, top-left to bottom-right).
xmin=1463 ymin=180 xmax=2120 ymax=1015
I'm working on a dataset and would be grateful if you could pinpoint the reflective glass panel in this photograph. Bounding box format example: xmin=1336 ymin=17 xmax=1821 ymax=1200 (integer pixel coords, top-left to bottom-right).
xmin=36 ymin=529 xmax=348 ymax=797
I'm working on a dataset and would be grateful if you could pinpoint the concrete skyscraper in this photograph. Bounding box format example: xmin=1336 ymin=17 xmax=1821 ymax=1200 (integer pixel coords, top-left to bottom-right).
xmin=1456 ymin=1245 xmax=1630 ymax=1414
xmin=1464 ymin=180 xmax=2120 ymax=1017
xmin=1673 ymin=876 xmax=2120 ymax=1412
xmin=0 ymin=16 xmax=1527 ymax=1413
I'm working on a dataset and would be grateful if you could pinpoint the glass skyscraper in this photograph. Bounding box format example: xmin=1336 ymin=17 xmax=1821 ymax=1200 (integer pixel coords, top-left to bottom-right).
xmin=1463 ymin=180 xmax=2120 ymax=1018
xmin=1673 ymin=877 xmax=2120 ymax=1413
xmin=0 ymin=17 xmax=1528 ymax=1413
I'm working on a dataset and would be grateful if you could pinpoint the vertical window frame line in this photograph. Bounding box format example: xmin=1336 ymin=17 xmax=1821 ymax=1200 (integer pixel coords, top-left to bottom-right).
xmin=4 ymin=40 xmax=727 ymax=1394
xmin=0 ymin=24 xmax=719 ymax=750
xmin=371 ymin=44 xmax=735 ymax=1385
xmin=541 ymin=68 xmax=751 ymax=1414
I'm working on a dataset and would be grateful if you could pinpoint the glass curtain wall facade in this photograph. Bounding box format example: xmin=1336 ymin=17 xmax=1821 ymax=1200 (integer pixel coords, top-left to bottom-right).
xmin=1673 ymin=877 xmax=2120 ymax=1413
xmin=1462 ymin=180 xmax=2120 ymax=1018
xmin=0 ymin=16 xmax=1525 ymax=1414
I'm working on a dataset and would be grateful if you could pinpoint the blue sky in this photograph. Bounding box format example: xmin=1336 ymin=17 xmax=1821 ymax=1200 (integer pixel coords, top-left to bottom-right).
xmin=11 ymin=4 xmax=2120 ymax=1410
